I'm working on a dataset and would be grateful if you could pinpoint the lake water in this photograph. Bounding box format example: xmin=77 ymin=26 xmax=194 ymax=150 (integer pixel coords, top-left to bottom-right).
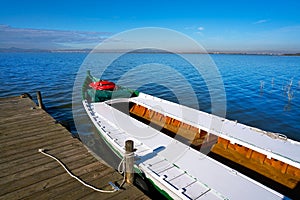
xmin=1 ymin=52 xmax=300 ymax=141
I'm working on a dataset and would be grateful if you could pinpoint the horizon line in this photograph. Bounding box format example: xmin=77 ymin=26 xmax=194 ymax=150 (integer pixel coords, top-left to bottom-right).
xmin=0 ymin=47 xmax=299 ymax=55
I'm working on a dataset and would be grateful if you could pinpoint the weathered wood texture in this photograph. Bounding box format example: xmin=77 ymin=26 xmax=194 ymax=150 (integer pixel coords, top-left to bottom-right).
xmin=0 ymin=96 xmax=150 ymax=200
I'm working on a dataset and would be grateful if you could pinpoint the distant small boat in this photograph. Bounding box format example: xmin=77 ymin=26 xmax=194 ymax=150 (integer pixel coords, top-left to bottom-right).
xmin=82 ymin=70 xmax=299 ymax=199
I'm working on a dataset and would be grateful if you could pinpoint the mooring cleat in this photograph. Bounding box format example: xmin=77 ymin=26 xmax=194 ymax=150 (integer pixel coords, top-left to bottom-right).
xmin=109 ymin=182 xmax=120 ymax=191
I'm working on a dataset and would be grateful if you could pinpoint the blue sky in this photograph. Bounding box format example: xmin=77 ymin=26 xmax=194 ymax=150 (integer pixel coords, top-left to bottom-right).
xmin=1 ymin=0 xmax=300 ymax=52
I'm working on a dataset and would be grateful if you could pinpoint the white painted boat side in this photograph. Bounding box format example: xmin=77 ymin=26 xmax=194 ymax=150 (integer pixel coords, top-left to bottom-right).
xmin=82 ymin=99 xmax=285 ymax=199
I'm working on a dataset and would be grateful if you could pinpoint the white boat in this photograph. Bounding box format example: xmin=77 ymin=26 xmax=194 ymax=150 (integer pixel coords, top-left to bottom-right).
xmin=82 ymin=71 xmax=299 ymax=199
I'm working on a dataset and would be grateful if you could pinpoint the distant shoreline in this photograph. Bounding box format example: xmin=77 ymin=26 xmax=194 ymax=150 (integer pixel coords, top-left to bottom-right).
xmin=0 ymin=47 xmax=299 ymax=56
xmin=281 ymin=53 xmax=300 ymax=56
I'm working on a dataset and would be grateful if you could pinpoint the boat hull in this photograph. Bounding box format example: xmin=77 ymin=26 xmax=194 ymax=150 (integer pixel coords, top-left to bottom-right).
xmin=81 ymin=72 xmax=296 ymax=199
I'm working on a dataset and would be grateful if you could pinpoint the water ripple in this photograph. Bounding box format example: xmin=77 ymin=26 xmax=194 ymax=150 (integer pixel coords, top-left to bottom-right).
xmin=0 ymin=52 xmax=299 ymax=141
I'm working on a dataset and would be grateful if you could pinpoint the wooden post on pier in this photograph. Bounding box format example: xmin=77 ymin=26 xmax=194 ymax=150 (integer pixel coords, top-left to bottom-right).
xmin=36 ymin=91 xmax=45 ymax=109
xmin=125 ymin=140 xmax=134 ymax=184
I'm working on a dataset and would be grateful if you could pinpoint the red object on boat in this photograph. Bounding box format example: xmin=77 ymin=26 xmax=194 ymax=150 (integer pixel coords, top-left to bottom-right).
xmin=89 ymin=81 xmax=116 ymax=91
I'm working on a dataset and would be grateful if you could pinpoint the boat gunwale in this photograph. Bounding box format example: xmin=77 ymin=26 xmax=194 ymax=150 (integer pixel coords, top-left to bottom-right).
xmin=130 ymin=93 xmax=300 ymax=169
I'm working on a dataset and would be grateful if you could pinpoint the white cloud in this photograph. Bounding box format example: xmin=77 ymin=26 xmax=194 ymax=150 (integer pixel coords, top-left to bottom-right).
xmin=197 ymin=26 xmax=204 ymax=31
xmin=253 ymin=19 xmax=269 ymax=24
xmin=0 ymin=25 xmax=113 ymax=49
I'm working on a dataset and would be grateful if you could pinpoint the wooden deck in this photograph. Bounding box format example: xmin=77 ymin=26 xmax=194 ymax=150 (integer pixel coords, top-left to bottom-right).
xmin=0 ymin=96 xmax=150 ymax=200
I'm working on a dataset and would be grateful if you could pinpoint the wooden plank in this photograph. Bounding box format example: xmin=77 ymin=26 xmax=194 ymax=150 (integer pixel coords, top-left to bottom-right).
xmin=0 ymin=133 xmax=72 ymax=159
xmin=0 ymin=154 xmax=98 ymax=196
xmin=0 ymin=148 xmax=87 ymax=180
xmin=0 ymin=126 xmax=65 ymax=143
xmin=0 ymin=139 xmax=76 ymax=164
xmin=25 ymin=167 xmax=119 ymax=200
xmin=0 ymin=161 xmax=106 ymax=199
xmin=0 ymin=141 xmax=81 ymax=171
xmin=0 ymin=129 xmax=69 ymax=150
xmin=38 ymin=168 xmax=123 ymax=199
xmin=108 ymin=185 xmax=147 ymax=200
xmin=0 ymin=96 xmax=150 ymax=200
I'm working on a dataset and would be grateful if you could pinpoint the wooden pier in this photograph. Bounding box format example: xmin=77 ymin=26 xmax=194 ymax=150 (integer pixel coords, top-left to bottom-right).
xmin=0 ymin=95 xmax=150 ymax=200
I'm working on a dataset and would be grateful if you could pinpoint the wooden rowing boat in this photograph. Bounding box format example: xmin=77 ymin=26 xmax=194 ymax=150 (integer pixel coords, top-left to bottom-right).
xmin=82 ymin=71 xmax=300 ymax=199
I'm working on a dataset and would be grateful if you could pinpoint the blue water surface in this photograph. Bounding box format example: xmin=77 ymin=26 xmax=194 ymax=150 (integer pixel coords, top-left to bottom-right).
xmin=0 ymin=52 xmax=299 ymax=141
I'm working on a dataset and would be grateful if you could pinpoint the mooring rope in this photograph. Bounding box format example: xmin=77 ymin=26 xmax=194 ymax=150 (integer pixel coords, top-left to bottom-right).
xmin=118 ymin=151 xmax=135 ymax=188
xmin=38 ymin=149 xmax=125 ymax=193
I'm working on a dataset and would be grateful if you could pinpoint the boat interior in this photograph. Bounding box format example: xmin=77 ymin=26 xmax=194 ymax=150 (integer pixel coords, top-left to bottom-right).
xmin=107 ymin=99 xmax=300 ymax=198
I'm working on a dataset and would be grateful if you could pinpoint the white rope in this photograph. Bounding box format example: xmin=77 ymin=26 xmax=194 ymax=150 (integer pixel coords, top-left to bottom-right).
xmin=117 ymin=152 xmax=135 ymax=188
xmin=38 ymin=149 xmax=120 ymax=193
xmin=118 ymin=157 xmax=125 ymax=174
